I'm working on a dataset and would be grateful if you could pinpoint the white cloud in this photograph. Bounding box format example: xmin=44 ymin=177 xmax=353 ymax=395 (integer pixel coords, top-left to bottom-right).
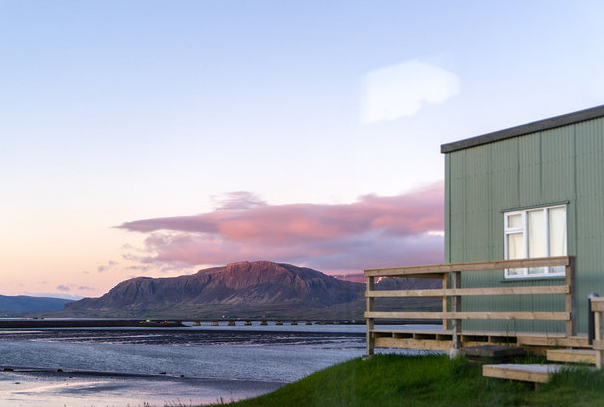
xmin=362 ymin=59 xmax=460 ymax=123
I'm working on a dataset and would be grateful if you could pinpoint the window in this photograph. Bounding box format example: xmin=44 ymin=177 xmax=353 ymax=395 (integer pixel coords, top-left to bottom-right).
xmin=504 ymin=205 xmax=567 ymax=278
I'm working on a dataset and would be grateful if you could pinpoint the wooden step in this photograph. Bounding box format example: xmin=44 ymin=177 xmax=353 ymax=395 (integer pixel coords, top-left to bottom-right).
xmin=546 ymin=349 xmax=596 ymax=364
xmin=460 ymin=345 xmax=526 ymax=362
xmin=482 ymin=364 xmax=562 ymax=383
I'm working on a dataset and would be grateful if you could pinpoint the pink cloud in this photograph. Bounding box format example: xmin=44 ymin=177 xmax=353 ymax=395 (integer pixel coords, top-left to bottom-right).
xmin=118 ymin=181 xmax=444 ymax=273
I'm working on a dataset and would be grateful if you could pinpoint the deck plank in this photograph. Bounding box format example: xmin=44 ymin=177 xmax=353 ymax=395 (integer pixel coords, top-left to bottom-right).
xmin=482 ymin=364 xmax=562 ymax=383
xmin=546 ymin=349 xmax=596 ymax=364
xmin=369 ymin=328 xmax=589 ymax=350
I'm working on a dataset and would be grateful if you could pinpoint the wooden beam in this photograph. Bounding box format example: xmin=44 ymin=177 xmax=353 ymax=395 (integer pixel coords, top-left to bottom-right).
xmin=590 ymin=298 xmax=604 ymax=312
xmin=592 ymin=339 xmax=604 ymax=350
xmin=365 ymin=285 xmax=568 ymax=298
xmin=516 ymin=335 xmax=588 ymax=348
xmin=364 ymin=256 xmax=572 ymax=277
xmin=369 ymin=327 xmax=589 ymax=348
xmin=595 ymin=311 xmax=603 ymax=369
xmin=364 ymin=311 xmax=570 ymax=321
xmin=452 ymin=271 xmax=461 ymax=350
xmin=546 ymin=349 xmax=596 ymax=364
xmin=375 ymin=336 xmax=451 ymax=351
xmin=482 ymin=364 xmax=561 ymax=383
xmin=442 ymin=273 xmax=449 ymax=330
xmin=566 ymin=258 xmax=576 ymax=337
xmin=374 ymin=337 xmax=494 ymax=351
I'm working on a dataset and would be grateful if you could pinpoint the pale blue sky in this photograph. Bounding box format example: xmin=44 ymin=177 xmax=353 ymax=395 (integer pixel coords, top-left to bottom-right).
xmin=2 ymin=1 xmax=604 ymax=298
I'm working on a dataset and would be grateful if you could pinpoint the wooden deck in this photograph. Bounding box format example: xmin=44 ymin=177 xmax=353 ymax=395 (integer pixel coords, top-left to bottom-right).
xmin=365 ymin=256 xmax=578 ymax=356
xmin=371 ymin=328 xmax=588 ymax=351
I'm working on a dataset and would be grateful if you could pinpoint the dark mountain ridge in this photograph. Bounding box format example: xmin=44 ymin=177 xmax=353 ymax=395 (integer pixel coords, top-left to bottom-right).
xmin=65 ymin=261 xmax=364 ymax=312
xmin=63 ymin=260 xmax=440 ymax=318
xmin=0 ymin=295 xmax=73 ymax=311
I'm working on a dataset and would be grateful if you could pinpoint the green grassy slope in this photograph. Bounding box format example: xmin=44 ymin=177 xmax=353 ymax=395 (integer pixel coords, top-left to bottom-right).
xmin=210 ymin=354 xmax=604 ymax=407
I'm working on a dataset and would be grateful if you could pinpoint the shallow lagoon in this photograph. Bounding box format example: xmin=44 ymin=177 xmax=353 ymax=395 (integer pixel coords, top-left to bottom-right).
xmin=0 ymin=323 xmax=435 ymax=406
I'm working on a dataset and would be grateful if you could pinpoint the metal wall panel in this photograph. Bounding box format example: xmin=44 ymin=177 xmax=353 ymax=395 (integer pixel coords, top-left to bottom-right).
xmin=574 ymin=120 xmax=604 ymax=331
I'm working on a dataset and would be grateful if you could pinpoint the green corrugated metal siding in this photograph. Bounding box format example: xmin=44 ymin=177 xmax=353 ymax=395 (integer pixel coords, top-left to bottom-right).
xmin=444 ymin=116 xmax=604 ymax=334
xmin=574 ymin=120 xmax=604 ymax=332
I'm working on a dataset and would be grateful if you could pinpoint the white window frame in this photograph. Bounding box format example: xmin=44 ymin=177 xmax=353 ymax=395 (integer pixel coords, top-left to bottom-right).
xmin=504 ymin=204 xmax=567 ymax=279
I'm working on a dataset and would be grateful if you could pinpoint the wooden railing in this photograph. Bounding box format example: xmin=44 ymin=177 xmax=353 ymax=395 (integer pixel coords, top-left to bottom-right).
xmin=364 ymin=256 xmax=576 ymax=356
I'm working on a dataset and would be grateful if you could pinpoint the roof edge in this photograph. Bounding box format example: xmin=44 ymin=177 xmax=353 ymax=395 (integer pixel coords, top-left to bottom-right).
xmin=441 ymin=104 xmax=604 ymax=154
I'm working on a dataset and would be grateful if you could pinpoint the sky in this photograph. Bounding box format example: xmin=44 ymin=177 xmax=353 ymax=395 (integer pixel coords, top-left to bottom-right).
xmin=2 ymin=1 xmax=604 ymax=299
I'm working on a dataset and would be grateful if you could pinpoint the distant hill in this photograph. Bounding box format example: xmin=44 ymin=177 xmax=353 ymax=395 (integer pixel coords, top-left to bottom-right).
xmin=62 ymin=261 xmax=440 ymax=319
xmin=0 ymin=295 xmax=73 ymax=311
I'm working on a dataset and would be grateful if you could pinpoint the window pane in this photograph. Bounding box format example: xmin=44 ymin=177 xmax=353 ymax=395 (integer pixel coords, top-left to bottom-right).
xmin=507 ymin=233 xmax=524 ymax=259
xmin=507 ymin=267 xmax=524 ymax=276
xmin=528 ymin=266 xmax=545 ymax=275
xmin=507 ymin=231 xmax=525 ymax=277
xmin=549 ymin=206 xmax=567 ymax=275
xmin=549 ymin=207 xmax=567 ymax=256
xmin=528 ymin=210 xmax=546 ymax=258
xmin=507 ymin=214 xmax=522 ymax=229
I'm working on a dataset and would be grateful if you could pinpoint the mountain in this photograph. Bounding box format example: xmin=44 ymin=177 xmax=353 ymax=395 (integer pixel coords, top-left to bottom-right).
xmin=62 ymin=260 xmax=441 ymax=319
xmin=0 ymin=295 xmax=74 ymax=311
xmin=63 ymin=261 xmax=365 ymax=318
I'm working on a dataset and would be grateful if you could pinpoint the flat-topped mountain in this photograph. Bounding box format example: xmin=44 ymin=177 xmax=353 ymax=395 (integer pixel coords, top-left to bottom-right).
xmin=64 ymin=261 xmax=365 ymax=316
xmin=62 ymin=260 xmax=440 ymax=319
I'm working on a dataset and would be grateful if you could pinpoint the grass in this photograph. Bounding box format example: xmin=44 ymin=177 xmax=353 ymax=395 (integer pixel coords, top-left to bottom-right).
xmin=202 ymin=354 xmax=604 ymax=407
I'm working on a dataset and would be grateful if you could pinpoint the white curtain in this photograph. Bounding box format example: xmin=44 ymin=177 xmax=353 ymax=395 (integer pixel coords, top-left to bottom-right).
xmin=549 ymin=207 xmax=567 ymax=256
xmin=528 ymin=210 xmax=546 ymax=258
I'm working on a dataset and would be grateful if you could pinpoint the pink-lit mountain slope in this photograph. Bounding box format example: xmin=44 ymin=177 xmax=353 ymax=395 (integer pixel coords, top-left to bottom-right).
xmin=62 ymin=261 xmax=440 ymax=319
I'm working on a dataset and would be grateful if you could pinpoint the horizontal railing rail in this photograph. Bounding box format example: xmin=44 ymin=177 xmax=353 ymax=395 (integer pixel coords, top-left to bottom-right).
xmin=364 ymin=256 xmax=576 ymax=356
xmin=365 ymin=256 xmax=572 ymax=277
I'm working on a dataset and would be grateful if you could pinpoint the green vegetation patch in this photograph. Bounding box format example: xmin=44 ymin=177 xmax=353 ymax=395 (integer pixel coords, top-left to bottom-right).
xmin=204 ymin=354 xmax=604 ymax=407
xmin=215 ymin=354 xmax=529 ymax=407
xmin=528 ymin=365 xmax=604 ymax=407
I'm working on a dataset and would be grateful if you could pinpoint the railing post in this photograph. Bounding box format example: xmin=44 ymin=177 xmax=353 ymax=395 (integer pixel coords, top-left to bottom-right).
xmin=451 ymin=271 xmax=462 ymax=355
xmin=595 ymin=309 xmax=603 ymax=369
xmin=589 ymin=293 xmax=599 ymax=345
xmin=589 ymin=295 xmax=603 ymax=369
xmin=442 ymin=273 xmax=449 ymax=330
xmin=565 ymin=257 xmax=577 ymax=337
xmin=366 ymin=276 xmax=375 ymax=357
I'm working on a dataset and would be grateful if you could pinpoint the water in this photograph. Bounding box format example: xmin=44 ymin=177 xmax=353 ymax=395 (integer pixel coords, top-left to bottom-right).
xmin=0 ymin=323 xmax=435 ymax=406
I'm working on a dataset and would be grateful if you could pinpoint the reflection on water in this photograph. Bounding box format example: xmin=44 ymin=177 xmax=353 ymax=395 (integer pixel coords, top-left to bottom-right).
xmin=0 ymin=371 xmax=279 ymax=407
xmin=0 ymin=324 xmax=433 ymax=406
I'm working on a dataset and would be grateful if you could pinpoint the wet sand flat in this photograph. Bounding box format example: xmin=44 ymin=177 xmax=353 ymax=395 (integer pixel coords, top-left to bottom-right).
xmin=0 ymin=369 xmax=284 ymax=407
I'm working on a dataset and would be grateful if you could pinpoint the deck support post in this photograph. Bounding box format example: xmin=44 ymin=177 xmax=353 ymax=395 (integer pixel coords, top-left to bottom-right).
xmin=366 ymin=276 xmax=375 ymax=357
xmin=595 ymin=309 xmax=603 ymax=369
xmin=451 ymin=271 xmax=462 ymax=354
xmin=565 ymin=258 xmax=577 ymax=337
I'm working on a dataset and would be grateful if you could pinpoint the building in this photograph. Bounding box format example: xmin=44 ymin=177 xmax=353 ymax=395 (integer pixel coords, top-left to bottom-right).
xmin=441 ymin=104 xmax=604 ymax=334
xmin=365 ymin=105 xmax=604 ymax=354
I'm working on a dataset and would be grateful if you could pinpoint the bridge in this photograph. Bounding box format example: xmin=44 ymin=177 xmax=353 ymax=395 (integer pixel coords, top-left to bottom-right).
xmin=0 ymin=318 xmax=367 ymax=329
